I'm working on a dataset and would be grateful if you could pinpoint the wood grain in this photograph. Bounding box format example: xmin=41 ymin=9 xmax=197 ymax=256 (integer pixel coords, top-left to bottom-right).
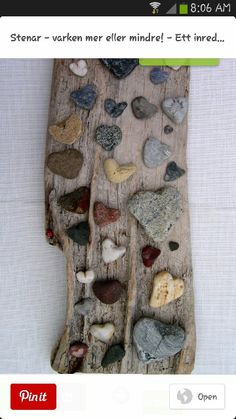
xmin=45 ymin=59 xmax=196 ymax=374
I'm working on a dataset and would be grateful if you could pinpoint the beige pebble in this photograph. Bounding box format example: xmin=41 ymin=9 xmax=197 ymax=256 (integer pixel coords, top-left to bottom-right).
xmin=76 ymin=270 xmax=95 ymax=284
xmin=149 ymin=271 xmax=184 ymax=308
xmin=104 ymin=158 xmax=136 ymax=184
xmin=89 ymin=323 xmax=115 ymax=343
xmin=49 ymin=113 xmax=83 ymax=145
xmin=69 ymin=59 xmax=88 ymax=77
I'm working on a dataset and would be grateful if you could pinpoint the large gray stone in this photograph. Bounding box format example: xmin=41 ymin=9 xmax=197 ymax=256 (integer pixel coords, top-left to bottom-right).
xmin=128 ymin=187 xmax=183 ymax=243
xmin=143 ymin=137 xmax=171 ymax=168
xmin=133 ymin=317 xmax=185 ymax=363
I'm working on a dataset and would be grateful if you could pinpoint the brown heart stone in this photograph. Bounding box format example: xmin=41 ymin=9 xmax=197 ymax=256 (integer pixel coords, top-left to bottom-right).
xmin=94 ymin=202 xmax=121 ymax=227
xmin=92 ymin=280 xmax=123 ymax=304
xmin=58 ymin=187 xmax=90 ymax=214
xmin=47 ymin=149 xmax=83 ymax=179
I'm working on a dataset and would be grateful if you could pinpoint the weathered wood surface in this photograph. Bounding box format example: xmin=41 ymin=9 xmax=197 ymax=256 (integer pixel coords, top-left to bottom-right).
xmin=45 ymin=59 xmax=196 ymax=374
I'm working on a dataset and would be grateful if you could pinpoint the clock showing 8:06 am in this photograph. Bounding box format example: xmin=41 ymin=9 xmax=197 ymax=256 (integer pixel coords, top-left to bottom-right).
xmin=189 ymin=2 xmax=231 ymax=14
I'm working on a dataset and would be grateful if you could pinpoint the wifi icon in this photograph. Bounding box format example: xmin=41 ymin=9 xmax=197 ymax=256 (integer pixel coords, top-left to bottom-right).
xmin=150 ymin=1 xmax=161 ymax=14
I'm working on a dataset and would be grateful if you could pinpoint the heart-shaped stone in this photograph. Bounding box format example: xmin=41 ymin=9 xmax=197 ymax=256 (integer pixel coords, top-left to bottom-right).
xmin=101 ymin=344 xmax=125 ymax=367
xmin=102 ymin=238 xmax=126 ymax=264
xmin=67 ymin=222 xmax=90 ymax=246
xmin=164 ymin=161 xmax=185 ymax=182
xmin=95 ymin=125 xmax=122 ymax=151
xmin=92 ymin=279 xmax=123 ymax=304
xmin=49 ymin=113 xmax=83 ymax=145
xmin=58 ymin=187 xmax=90 ymax=214
xmin=104 ymin=99 xmax=127 ymax=118
xmin=70 ymin=84 xmax=97 ymax=110
xmin=94 ymin=202 xmax=121 ymax=227
xmin=141 ymin=246 xmax=161 ymax=268
xmin=162 ymin=97 xmax=188 ymax=124
xmin=149 ymin=271 xmax=184 ymax=308
xmin=47 ymin=149 xmax=83 ymax=179
xmin=75 ymin=298 xmax=95 ymax=316
xmin=69 ymin=342 xmax=88 ymax=359
xmin=89 ymin=323 xmax=115 ymax=343
xmin=132 ymin=96 xmax=158 ymax=119
xmin=76 ymin=270 xmax=95 ymax=284
xmin=128 ymin=187 xmax=183 ymax=243
xmin=143 ymin=137 xmax=171 ymax=168
xmin=101 ymin=59 xmax=138 ymax=79
xmin=133 ymin=318 xmax=185 ymax=363
xmin=104 ymin=158 xmax=136 ymax=184
xmin=150 ymin=67 xmax=169 ymax=85
xmin=69 ymin=59 xmax=88 ymax=77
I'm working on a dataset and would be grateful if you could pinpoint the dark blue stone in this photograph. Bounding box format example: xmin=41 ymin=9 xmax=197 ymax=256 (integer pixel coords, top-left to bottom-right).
xmin=70 ymin=84 xmax=97 ymax=110
xmin=164 ymin=125 xmax=174 ymax=135
xmin=164 ymin=161 xmax=186 ymax=182
xmin=150 ymin=67 xmax=169 ymax=85
xmin=101 ymin=59 xmax=138 ymax=79
xmin=104 ymin=99 xmax=127 ymax=118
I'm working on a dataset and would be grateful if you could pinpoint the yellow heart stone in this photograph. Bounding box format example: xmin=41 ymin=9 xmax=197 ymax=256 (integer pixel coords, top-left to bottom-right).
xmin=149 ymin=271 xmax=184 ymax=308
xmin=49 ymin=113 xmax=83 ymax=145
xmin=104 ymin=158 xmax=136 ymax=184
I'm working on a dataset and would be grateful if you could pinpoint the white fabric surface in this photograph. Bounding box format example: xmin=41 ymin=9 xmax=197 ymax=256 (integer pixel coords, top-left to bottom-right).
xmin=0 ymin=59 xmax=236 ymax=374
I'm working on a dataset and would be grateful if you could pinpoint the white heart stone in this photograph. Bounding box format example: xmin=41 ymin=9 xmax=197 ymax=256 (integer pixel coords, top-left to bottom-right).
xmin=76 ymin=270 xmax=95 ymax=284
xmin=168 ymin=66 xmax=181 ymax=70
xmin=90 ymin=323 xmax=115 ymax=343
xmin=102 ymin=238 xmax=126 ymax=264
xmin=69 ymin=60 xmax=88 ymax=77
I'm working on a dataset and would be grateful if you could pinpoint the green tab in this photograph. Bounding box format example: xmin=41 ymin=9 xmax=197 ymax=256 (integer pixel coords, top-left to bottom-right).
xmin=139 ymin=59 xmax=220 ymax=66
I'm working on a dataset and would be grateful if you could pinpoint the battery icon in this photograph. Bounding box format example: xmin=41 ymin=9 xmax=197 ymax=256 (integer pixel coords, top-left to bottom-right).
xmin=179 ymin=3 xmax=189 ymax=14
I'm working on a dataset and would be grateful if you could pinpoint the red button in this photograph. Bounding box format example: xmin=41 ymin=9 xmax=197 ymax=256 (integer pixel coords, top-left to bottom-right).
xmin=11 ymin=384 xmax=56 ymax=410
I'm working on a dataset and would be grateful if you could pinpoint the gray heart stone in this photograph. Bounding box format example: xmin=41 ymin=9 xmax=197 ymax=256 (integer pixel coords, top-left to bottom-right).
xmin=143 ymin=137 xmax=171 ymax=168
xmin=164 ymin=161 xmax=185 ymax=182
xmin=132 ymin=97 xmax=158 ymax=120
xmin=95 ymin=125 xmax=122 ymax=151
xmin=128 ymin=187 xmax=183 ymax=243
xmin=162 ymin=97 xmax=188 ymax=124
xmin=133 ymin=317 xmax=185 ymax=363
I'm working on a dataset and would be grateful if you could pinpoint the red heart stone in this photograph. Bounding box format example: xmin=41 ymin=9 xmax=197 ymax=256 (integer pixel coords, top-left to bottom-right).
xmin=141 ymin=246 xmax=161 ymax=268
xmin=94 ymin=202 xmax=121 ymax=227
xmin=69 ymin=342 xmax=88 ymax=359
xmin=92 ymin=280 xmax=123 ymax=304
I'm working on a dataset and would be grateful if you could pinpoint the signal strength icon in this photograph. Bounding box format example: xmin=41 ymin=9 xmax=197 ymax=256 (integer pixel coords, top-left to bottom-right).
xmin=149 ymin=1 xmax=161 ymax=14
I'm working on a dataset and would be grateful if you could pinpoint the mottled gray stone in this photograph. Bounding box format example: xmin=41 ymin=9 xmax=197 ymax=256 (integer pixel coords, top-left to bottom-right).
xmin=150 ymin=67 xmax=169 ymax=85
xmin=95 ymin=125 xmax=122 ymax=151
xmin=132 ymin=97 xmax=158 ymax=120
xmin=128 ymin=187 xmax=183 ymax=243
xmin=70 ymin=84 xmax=97 ymax=110
xmin=75 ymin=298 xmax=95 ymax=316
xmin=162 ymin=97 xmax=188 ymax=124
xmin=164 ymin=161 xmax=185 ymax=182
xmin=133 ymin=317 xmax=185 ymax=363
xmin=143 ymin=137 xmax=171 ymax=168
xmin=104 ymin=99 xmax=127 ymax=118
xmin=101 ymin=59 xmax=138 ymax=79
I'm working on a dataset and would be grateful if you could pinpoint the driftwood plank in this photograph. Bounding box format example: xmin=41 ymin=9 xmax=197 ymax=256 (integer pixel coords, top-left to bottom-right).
xmin=45 ymin=59 xmax=196 ymax=374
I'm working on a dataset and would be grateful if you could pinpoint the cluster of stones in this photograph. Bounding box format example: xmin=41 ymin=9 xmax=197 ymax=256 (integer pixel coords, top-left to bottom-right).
xmin=46 ymin=59 xmax=188 ymax=369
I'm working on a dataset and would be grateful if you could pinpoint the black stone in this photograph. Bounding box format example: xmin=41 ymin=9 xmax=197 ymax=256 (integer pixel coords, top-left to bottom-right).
xmin=70 ymin=84 xmax=97 ymax=110
xmin=164 ymin=125 xmax=174 ymax=135
xmin=169 ymin=241 xmax=179 ymax=251
xmin=67 ymin=222 xmax=90 ymax=246
xmin=104 ymin=99 xmax=127 ymax=118
xmin=101 ymin=344 xmax=125 ymax=367
xmin=150 ymin=67 xmax=169 ymax=85
xmin=101 ymin=59 xmax=138 ymax=79
xmin=164 ymin=161 xmax=186 ymax=182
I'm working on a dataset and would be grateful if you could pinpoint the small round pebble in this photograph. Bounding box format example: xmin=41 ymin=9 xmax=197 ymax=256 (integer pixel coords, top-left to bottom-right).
xmin=101 ymin=344 xmax=125 ymax=367
xmin=169 ymin=241 xmax=179 ymax=251
xmin=164 ymin=125 xmax=173 ymax=135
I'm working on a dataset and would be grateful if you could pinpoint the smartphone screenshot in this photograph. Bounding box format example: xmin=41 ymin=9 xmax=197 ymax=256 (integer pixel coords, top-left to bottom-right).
xmin=0 ymin=1 xmax=236 ymax=418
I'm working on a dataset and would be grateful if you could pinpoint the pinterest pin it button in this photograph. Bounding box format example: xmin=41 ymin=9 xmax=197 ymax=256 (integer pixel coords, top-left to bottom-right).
xmin=11 ymin=384 xmax=57 ymax=410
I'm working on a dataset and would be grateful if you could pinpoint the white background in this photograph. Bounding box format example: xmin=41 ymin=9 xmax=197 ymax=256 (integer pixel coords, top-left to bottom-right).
xmin=0 ymin=59 xmax=236 ymax=374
